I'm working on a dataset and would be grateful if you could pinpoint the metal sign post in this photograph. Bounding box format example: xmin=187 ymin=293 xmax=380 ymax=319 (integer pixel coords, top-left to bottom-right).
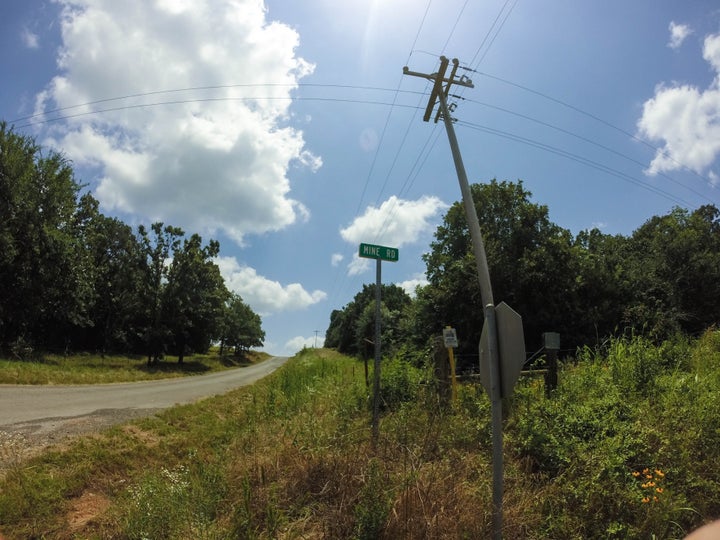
xmin=358 ymin=243 xmax=399 ymax=447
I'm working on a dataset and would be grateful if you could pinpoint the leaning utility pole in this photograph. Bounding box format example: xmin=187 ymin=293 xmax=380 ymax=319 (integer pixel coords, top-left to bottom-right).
xmin=403 ymin=56 xmax=505 ymax=540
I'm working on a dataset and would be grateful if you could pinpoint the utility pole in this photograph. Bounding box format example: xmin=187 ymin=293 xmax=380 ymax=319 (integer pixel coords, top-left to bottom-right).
xmin=314 ymin=330 xmax=320 ymax=348
xmin=403 ymin=56 xmax=505 ymax=540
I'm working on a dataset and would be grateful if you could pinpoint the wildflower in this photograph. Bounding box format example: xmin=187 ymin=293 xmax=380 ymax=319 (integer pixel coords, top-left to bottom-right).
xmin=642 ymin=497 xmax=650 ymax=503
xmin=653 ymin=496 xmax=659 ymax=503
xmin=646 ymin=474 xmax=653 ymax=479
xmin=643 ymin=468 xmax=650 ymax=475
xmin=632 ymin=471 xmax=641 ymax=477
xmin=656 ymin=487 xmax=664 ymax=494
xmin=655 ymin=469 xmax=665 ymax=477
xmin=648 ymin=481 xmax=656 ymax=487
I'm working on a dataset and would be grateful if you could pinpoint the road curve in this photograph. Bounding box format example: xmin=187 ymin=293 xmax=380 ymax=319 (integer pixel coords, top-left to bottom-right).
xmin=0 ymin=356 xmax=289 ymax=428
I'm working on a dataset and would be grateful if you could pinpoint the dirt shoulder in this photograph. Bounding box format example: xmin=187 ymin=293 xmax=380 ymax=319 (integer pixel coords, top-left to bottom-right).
xmin=0 ymin=407 xmax=161 ymax=473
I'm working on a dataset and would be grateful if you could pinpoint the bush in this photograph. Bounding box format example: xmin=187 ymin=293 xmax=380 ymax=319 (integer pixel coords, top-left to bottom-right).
xmin=378 ymin=356 xmax=424 ymax=411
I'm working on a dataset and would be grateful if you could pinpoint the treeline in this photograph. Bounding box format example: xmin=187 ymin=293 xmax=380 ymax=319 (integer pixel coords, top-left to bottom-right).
xmin=326 ymin=179 xmax=720 ymax=367
xmin=0 ymin=122 xmax=264 ymax=361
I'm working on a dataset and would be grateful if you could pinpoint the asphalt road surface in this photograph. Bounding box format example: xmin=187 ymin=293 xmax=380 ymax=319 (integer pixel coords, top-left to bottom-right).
xmin=0 ymin=356 xmax=289 ymax=430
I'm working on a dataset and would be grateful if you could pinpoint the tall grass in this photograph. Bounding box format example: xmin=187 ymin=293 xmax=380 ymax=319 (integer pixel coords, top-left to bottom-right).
xmin=1 ymin=334 xmax=719 ymax=538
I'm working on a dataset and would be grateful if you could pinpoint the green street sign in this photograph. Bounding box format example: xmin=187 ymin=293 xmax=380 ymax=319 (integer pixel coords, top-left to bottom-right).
xmin=359 ymin=243 xmax=399 ymax=262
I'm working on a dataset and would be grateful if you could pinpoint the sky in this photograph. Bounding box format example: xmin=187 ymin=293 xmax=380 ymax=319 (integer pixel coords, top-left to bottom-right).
xmin=1 ymin=0 xmax=719 ymax=356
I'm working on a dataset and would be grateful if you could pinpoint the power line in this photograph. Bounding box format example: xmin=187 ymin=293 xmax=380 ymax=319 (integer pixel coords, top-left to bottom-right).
xmin=324 ymin=0 xmax=436 ymax=311
xmin=468 ymin=0 xmax=518 ymax=69
xmin=10 ymin=82 xmax=420 ymax=126
xmin=467 ymin=69 xmax=717 ymax=188
xmin=14 ymin=94 xmax=425 ymax=130
xmin=455 ymin=119 xmax=695 ymax=207
xmin=462 ymin=97 xmax=717 ymax=205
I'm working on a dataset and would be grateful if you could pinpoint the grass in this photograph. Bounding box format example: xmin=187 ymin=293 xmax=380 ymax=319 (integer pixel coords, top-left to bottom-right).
xmin=0 ymin=348 xmax=270 ymax=384
xmin=0 ymin=334 xmax=719 ymax=538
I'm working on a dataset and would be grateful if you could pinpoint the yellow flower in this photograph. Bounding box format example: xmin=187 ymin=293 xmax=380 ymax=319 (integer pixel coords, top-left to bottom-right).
xmin=642 ymin=497 xmax=650 ymax=503
xmin=632 ymin=471 xmax=641 ymax=477
xmin=653 ymin=496 xmax=659 ymax=503
xmin=656 ymin=487 xmax=663 ymax=493
xmin=655 ymin=469 xmax=665 ymax=477
xmin=648 ymin=481 xmax=656 ymax=487
xmin=643 ymin=468 xmax=650 ymax=475
xmin=646 ymin=474 xmax=653 ymax=479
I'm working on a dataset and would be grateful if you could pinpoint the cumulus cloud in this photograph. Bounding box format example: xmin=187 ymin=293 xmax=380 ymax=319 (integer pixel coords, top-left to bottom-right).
xmin=637 ymin=31 xmax=720 ymax=179
xmin=285 ymin=335 xmax=320 ymax=352
xmin=339 ymin=195 xmax=446 ymax=275
xmin=216 ymin=256 xmax=326 ymax=315
xmin=35 ymin=0 xmax=320 ymax=245
xmin=347 ymin=253 xmax=371 ymax=276
xmin=398 ymin=273 xmax=428 ymax=297
xmin=340 ymin=195 xmax=447 ymax=247
xmin=668 ymin=21 xmax=692 ymax=49
xmin=331 ymin=253 xmax=344 ymax=266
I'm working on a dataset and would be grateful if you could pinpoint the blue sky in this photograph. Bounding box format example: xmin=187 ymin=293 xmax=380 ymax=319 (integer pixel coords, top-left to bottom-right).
xmin=2 ymin=0 xmax=719 ymax=356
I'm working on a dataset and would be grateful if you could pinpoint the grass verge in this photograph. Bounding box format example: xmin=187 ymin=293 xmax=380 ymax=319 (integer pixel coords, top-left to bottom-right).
xmin=0 ymin=334 xmax=719 ymax=538
xmin=0 ymin=349 xmax=270 ymax=384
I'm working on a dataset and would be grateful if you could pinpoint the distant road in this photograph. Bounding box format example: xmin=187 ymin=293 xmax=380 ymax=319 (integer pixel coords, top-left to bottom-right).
xmin=0 ymin=356 xmax=289 ymax=428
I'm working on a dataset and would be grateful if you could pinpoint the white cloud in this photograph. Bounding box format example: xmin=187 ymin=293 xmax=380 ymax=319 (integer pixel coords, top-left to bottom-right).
xmin=668 ymin=21 xmax=692 ymax=50
xmin=347 ymin=253 xmax=371 ymax=276
xmin=35 ymin=0 xmax=319 ymax=245
xmin=21 ymin=28 xmax=40 ymax=49
xmin=340 ymin=195 xmax=448 ymax=247
xmin=331 ymin=253 xmax=344 ymax=266
xmin=398 ymin=273 xmax=428 ymax=297
xmin=216 ymin=256 xmax=326 ymax=315
xmin=284 ymin=335 xmax=321 ymax=353
xmin=637 ymin=32 xmax=720 ymax=178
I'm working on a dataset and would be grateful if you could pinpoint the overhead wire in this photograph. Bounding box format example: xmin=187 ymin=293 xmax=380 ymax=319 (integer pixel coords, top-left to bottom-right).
xmin=325 ymin=0 xmax=436 ymax=310
xmin=455 ymin=119 xmax=694 ymax=207
xmin=13 ymin=94 xmax=425 ymax=131
xmin=370 ymin=0 xmax=516 ymax=246
xmin=467 ymin=0 xmax=517 ymax=69
xmin=356 ymin=0 xmax=522 ymax=299
xmin=462 ymin=97 xmax=717 ymax=205
xmin=466 ymin=69 xmax=718 ymax=189
xmin=10 ymin=82 xmax=413 ymax=126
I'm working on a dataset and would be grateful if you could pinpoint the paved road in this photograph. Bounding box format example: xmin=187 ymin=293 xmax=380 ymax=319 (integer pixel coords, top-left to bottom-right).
xmin=0 ymin=356 xmax=289 ymax=428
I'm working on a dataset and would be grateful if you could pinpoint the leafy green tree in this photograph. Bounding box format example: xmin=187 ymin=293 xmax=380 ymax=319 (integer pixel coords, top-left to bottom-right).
xmin=137 ymin=222 xmax=184 ymax=364
xmin=625 ymin=205 xmax=720 ymax=337
xmin=71 ymin=194 xmax=146 ymax=353
xmin=421 ymin=179 xmax=579 ymax=361
xmin=163 ymin=234 xmax=229 ymax=363
xmin=325 ymin=284 xmax=411 ymax=357
xmin=572 ymin=228 xmax=632 ymax=346
xmin=0 ymin=122 xmax=91 ymax=352
xmin=219 ymin=293 xmax=264 ymax=355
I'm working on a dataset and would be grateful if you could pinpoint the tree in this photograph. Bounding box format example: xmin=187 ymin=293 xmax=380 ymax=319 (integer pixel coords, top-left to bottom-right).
xmin=71 ymin=194 xmax=146 ymax=353
xmin=137 ymin=222 xmax=184 ymax=364
xmin=572 ymin=228 xmax=632 ymax=345
xmin=0 ymin=122 xmax=91 ymax=352
xmin=325 ymin=283 xmax=411 ymax=357
xmin=421 ymin=179 xmax=579 ymax=361
xmin=219 ymin=293 xmax=264 ymax=355
xmin=163 ymin=234 xmax=229 ymax=363
xmin=624 ymin=205 xmax=720 ymax=337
